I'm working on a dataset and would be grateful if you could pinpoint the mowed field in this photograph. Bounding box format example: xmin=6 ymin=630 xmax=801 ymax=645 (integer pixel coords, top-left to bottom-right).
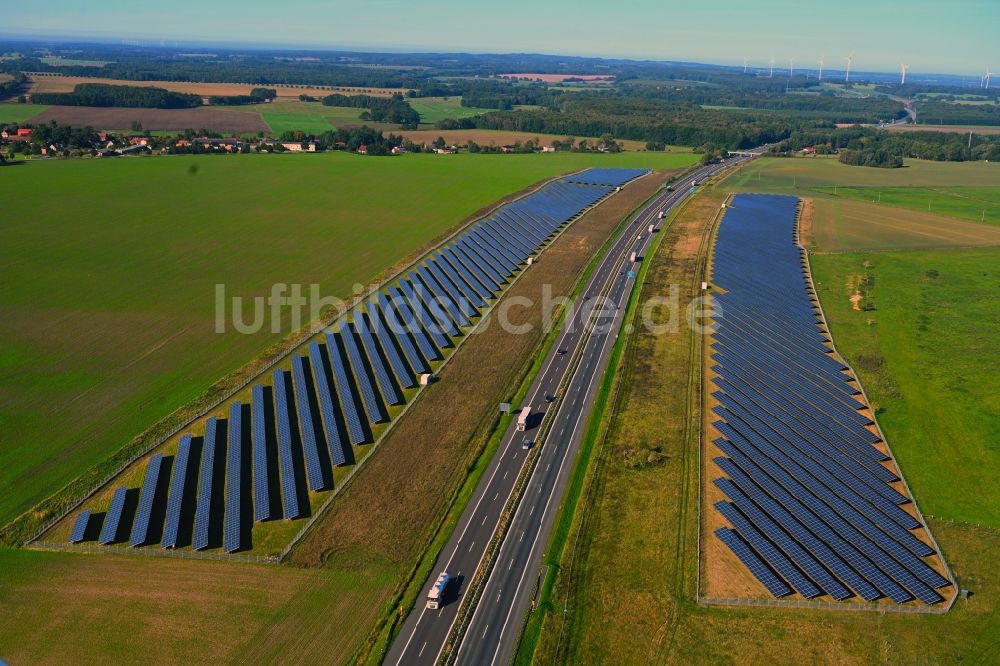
xmin=0 ymin=103 xmax=49 ymax=124
xmin=526 ymin=166 xmax=1000 ymax=664
xmin=731 ymin=156 xmax=1000 ymax=251
xmin=0 ymin=150 xmax=697 ymax=535
xmin=407 ymin=96 xmax=494 ymax=124
xmin=0 ymin=167 xmax=676 ymax=664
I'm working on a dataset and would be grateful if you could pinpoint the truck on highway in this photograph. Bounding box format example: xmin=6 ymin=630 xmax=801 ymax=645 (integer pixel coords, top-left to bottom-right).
xmin=630 ymin=251 xmax=639 ymax=262
xmin=516 ymin=406 xmax=531 ymax=432
xmin=657 ymin=210 xmax=665 ymax=220
xmin=427 ymin=572 xmax=449 ymax=609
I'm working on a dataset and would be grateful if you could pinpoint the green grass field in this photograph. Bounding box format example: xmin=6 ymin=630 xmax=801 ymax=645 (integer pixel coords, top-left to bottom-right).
xmin=0 ymin=150 xmax=697 ymax=533
xmin=816 ymin=186 xmax=1000 ymax=225
xmin=0 ymin=103 xmax=49 ymax=124
xmin=407 ymin=96 xmax=493 ymax=124
xmin=812 ymin=247 xmax=1000 ymax=528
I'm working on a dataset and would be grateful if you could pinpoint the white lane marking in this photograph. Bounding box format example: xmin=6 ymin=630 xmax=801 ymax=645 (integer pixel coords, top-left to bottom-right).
xmin=482 ymin=625 xmax=490 ymax=640
xmin=482 ymin=514 xmax=488 ymax=526
xmin=419 ymin=642 xmax=427 ymax=658
xmin=468 ymin=541 xmax=476 ymax=552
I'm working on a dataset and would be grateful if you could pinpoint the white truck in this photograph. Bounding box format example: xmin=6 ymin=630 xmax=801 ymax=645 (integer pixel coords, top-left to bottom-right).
xmin=427 ymin=572 xmax=449 ymax=609
xmin=516 ymin=406 xmax=531 ymax=432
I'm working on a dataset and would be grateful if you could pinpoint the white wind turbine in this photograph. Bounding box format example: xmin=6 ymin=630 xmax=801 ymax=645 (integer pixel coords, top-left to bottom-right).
xmin=789 ymin=56 xmax=796 ymax=77
xmin=983 ymin=66 xmax=993 ymax=89
xmin=900 ymin=63 xmax=909 ymax=85
xmin=818 ymin=57 xmax=825 ymax=81
xmin=844 ymin=53 xmax=854 ymax=82
xmin=769 ymin=55 xmax=775 ymax=78
xmin=743 ymin=56 xmax=749 ymax=74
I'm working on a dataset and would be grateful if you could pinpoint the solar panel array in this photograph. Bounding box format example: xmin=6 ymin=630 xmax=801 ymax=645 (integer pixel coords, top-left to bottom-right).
xmin=708 ymin=193 xmax=949 ymax=605
xmin=66 ymin=168 xmax=646 ymax=553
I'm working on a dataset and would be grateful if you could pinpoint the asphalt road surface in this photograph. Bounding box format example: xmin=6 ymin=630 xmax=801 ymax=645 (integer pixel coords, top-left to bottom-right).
xmin=386 ymin=155 xmax=754 ymax=666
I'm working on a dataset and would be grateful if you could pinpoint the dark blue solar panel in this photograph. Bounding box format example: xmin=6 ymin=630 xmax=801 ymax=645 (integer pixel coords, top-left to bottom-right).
xmin=292 ymin=356 xmax=329 ymax=491
xmin=70 ymin=510 xmax=91 ymax=543
xmin=309 ymin=341 xmax=349 ymax=466
xmin=162 ymin=434 xmax=193 ymax=548
xmin=373 ymin=295 xmax=430 ymax=375
xmin=338 ymin=323 xmax=388 ymax=422
xmin=99 ymin=487 xmax=128 ymax=545
xmin=223 ymin=402 xmax=243 ymax=553
xmin=417 ymin=265 xmax=472 ymax=328
xmin=386 ymin=287 xmax=442 ymax=363
xmin=129 ymin=453 xmax=164 ymax=547
xmin=353 ymin=312 xmax=408 ymax=399
xmin=192 ymin=417 xmax=219 ymax=550
xmin=251 ymin=384 xmax=271 ymax=522
xmin=715 ymin=527 xmax=792 ymax=597
xmin=325 ymin=332 xmax=367 ymax=445
xmin=272 ymin=369 xmax=302 ymax=519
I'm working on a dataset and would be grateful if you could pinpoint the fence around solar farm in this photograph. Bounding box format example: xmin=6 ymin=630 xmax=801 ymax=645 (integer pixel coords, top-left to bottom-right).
xmin=700 ymin=193 xmax=956 ymax=609
xmin=699 ymin=595 xmax=950 ymax=615
xmin=23 ymin=167 xmax=648 ymax=554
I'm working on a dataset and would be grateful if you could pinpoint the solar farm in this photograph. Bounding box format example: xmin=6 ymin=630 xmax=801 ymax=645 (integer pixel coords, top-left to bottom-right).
xmin=46 ymin=168 xmax=648 ymax=556
xmin=703 ymin=194 xmax=955 ymax=607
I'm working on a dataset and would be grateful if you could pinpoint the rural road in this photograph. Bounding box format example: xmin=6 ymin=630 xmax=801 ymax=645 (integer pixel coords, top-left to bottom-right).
xmin=385 ymin=153 xmax=756 ymax=666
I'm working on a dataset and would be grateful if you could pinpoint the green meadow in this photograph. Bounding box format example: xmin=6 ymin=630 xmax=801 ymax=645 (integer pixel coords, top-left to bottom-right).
xmin=0 ymin=150 xmax=697 ymax=529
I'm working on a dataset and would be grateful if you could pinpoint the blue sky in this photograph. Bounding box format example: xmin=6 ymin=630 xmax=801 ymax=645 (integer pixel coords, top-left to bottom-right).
xmin=3 ymin=0 xmax=997 ymax=76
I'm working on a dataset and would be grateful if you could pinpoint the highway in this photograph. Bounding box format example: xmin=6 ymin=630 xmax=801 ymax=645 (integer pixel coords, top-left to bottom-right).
xmin=385 ymin=154 xmax=754 ymax=666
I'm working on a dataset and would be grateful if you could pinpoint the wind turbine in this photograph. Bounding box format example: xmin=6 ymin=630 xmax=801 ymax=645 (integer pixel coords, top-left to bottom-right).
xmin=844 ymin=54 xmax=854 ymax=82
xmin=769 ymin=55 xmax=775 ymax=78
xmin=818 ymin=57 xmax=825 ymax=81
xmin=743 ymin=56 xmax=749 ymax=74
xmin=789 ymin=57 xmax=796 ymax=77
xmin=983 ymin=66 xmax=993 ymax=89
xmin=900 ymin=63 xmax=909 ymax=85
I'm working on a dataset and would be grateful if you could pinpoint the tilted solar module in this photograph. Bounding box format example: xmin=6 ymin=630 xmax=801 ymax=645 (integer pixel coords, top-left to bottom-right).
xmin=373 ymin=294 xmax=430 ymax=375
xmin=162 ymin=434 xmax=193 ymax=548
xmin=385 ymin=287 xmax=442 ymax=363
xmin=715 ymin=527 xmax=792 ymax=598
xmin=223 ymin=402 xmax=243 ymax=553
xmin=251 ymin=384 xmax=271 ymax=522
xmin=99 ymin=487 xmax=129 ymax=545
xmin=129 ymin=453 xmax=164 ymax=547
xmin=192 ymin=417 xmax=219 ymax=550
xmin=325 ymin=332 xmax=368 ymax=445
xmin=416 ymin=265 xmax=471 ymax=328
xmin=309 ymin=341 xmax=349 ymax=466
xmin=353 ymin=311 xmax=409 ymax=399
xmin=273 ymin=369 xmax=303 ymax=519
xmin=338 ymin=323 xmax=389 ymax=422
xmin=403 ymin=275 xmax=460 ymax=338
xmin=291 ymin=356 xmax=330 ymax=491
xmin=69 ymin=510 xmax=92 ymax=544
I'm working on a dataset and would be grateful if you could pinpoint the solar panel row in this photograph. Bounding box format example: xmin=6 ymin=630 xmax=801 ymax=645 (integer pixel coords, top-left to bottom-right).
xmin=708 ymin=193 xmax=949 ymax=606
xmin=66 ymin=170 xmax=646 ymax=552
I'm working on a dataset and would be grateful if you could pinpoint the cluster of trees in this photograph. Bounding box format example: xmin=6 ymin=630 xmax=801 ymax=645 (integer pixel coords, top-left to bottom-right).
xmin=838 ymin=149 xmax=904 ymax=168
xmin=208 ymin=87 xmax=277 ymax=105
xmin=321 ymin=92 xmax=419 ymax=128
xmin=31 ymin=83 xmax=202 ymax=108
xmin=12 ymin=120 xmax=100 ymax=150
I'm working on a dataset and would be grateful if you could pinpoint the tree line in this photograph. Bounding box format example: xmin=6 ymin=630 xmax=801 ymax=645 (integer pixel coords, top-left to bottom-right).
xmin=31 ymin=83 xmax=203 ymax=108
xmin=208 ymin=87 xmax=277 ymax=105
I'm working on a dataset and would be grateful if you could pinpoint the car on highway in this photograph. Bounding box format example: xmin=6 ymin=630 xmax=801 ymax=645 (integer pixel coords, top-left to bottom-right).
xmin=557 ymin=348 xmax=567 ymax=355
xmin=522 ymin=438 xmax=533 ymax=449
xmin=545 ymin=394 xmax=556 ymax=403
